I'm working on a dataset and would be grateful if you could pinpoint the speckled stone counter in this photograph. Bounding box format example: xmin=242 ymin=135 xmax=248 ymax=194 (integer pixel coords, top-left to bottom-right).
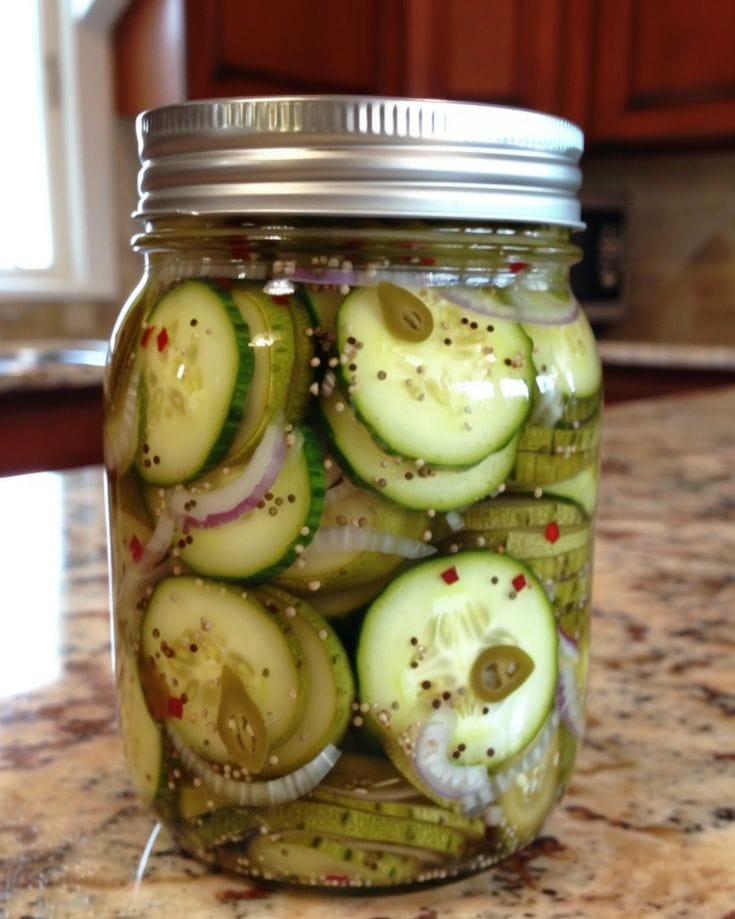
xmin=1 ymin=386 xmax=734 ymax=919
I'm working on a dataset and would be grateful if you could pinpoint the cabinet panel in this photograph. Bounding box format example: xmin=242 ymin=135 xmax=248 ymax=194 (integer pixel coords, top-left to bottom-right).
xmin=403 ymin=0 xmax=580 ymax=118
xmin=590 ymin=0 xmax=735 ymax=143
xmin=185 ymin=0 xmax=404 ymax=98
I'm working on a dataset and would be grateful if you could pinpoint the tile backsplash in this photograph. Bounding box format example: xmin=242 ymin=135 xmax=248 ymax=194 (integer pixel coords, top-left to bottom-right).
xmin=581 ymin=150 xmax=735 ymax=346
xmin=3 ymin=118 xmax=735 ymax=350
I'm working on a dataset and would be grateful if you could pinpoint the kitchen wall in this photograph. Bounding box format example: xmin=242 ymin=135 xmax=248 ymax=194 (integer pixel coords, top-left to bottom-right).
xmin=582 ymin=149 xmax=735 ymax=346
xmin=3 ymin=117 xmax=735 ymax=350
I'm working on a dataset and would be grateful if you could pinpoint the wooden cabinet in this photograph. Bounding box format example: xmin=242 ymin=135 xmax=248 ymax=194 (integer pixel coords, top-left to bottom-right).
xmin=589 ymin=0 xmax=735 ymax=145
xmin=114 ymin=0 xmax=735 ymax=146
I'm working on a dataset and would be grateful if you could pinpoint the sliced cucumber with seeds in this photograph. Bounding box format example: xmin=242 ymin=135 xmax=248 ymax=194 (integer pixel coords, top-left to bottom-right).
xmin=224 ymin=288 xmax=297 ymax=461
xmin=173 ymin=426 xmax=326 ymax=581
xmin=275 ymin=474 xmax=431 ymax=594
xmin=460 ymin=495 xmax=587 ymax=530
xmin=117 ymin=648 xmax=163 ymax=804
xmin=254 ymin=800 xmax=469 ymax=857
xmin=310 ymin=789 xmax=486 ymax=841
xmin=320 ymin=385 xmax=520 ymax=512
xmin=300 ymin=286 xmax=344 ymax=333
xmin=338 ymin=284 xmax=533 ymax=466
xmin=285 ymin=297 xmax=317 ymax=420
xmin=494 ymin=721 xmax=561 ymax=847
xmin=544 ymin=461 xmax=600 ymax=517
xmin=518 ymin=416 xmax=601 ymax=454
xmin=252 ymin=586 xmax=354 ymax=777
xmin=512 ymin=445 xmax=600 ymax=485
xmin=357 ymin=551 xmax=558 ymax=803
xmin=140 ymin=576 xmax=307 ymax=768
xmin=234 ymin=829 xmax=425 ymax=885
xmin=136 ymin=279 xmax=253 ymax=484
xmin=523 ymin=310 xmax=602 ymax=400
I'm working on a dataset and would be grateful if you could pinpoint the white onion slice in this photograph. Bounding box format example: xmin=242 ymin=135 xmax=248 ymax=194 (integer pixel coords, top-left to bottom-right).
xmin=306 ymin=526 xmax=436 ymax=560
xmin=104 ymin=366 xmax=140 ymax=476
xmin=168 ymin=728 xmax=341 ymax=807
xmin=118 ymin=512 xmax=175 ymax=602
xmin=444 ymin=510 xmax=465 ymax=532
xmin=142 ymin=511 xmax=176 ymax=564
xmin=413 ymin=716 xmax=494 ymax=816
xmin=440 ymin=287 xmax=579 ymax=326
xmin=167 ymin=421 xmax=287 ymax=529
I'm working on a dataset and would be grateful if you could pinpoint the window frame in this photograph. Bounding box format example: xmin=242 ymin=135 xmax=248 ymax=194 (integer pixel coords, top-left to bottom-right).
xmin=0 ymin=0 xmax=123 ymax=301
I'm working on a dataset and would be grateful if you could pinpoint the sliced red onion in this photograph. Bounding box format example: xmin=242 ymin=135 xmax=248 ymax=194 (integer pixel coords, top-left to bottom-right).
xmin=556 ymin=627 xmax=585 ymax=739
xmin=104 ymin=366 xmax=140 ymax=476
xmin=168 ymin=727 xmax=340 ymax=807
xmin=167 ymin=421 xmax=288 ymax=529
xmin=441 ymin=287 xmax=579 ymax=326
xmin=413 ymin=716 xmax=494 ymax=816
xmin=306 ymin=526 xmax=436 ymax=560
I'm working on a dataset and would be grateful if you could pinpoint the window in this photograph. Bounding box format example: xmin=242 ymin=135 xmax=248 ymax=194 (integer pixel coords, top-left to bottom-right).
xmin=0 ymin=0 xmax=120 ymax=300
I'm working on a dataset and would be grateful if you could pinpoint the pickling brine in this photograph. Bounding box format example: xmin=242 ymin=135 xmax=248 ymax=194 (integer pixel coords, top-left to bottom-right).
xmin=106 ymin=97 xmax=597 ymax=892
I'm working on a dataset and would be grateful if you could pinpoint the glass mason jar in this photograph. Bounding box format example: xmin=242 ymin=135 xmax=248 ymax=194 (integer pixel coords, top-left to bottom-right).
xmin=105 ymin=97 xmax=600 ymax=892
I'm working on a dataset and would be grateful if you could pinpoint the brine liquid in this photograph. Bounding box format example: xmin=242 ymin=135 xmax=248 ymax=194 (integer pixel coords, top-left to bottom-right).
xmin=107 ymin=255 xmax=598 ymax=892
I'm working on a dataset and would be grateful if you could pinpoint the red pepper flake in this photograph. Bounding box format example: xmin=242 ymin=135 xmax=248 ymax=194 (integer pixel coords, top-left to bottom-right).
xmin=419 ymin=256 xmax=436 ymax=266
xmin=140 ymin=325 xmax=154 ymax=348
xmin=544 ymin=521 xmax=560 ymax=544
xmin=509 ymin=260 xmax=529 ymax=274
xmin=156 ymin=327 xmax=170 ymax=352
xmin=167 ymin=695 xmax=184 ymax=719
xmin=271 ymin=295 xmax=290 ymax=305
xmin=128 ymin=534 xmax=144 ymax=563
xmin=512 ymin=573 xmax=527 ymax=592
xmin=441 ymin=565 xmax=460 ymax=585
xmin=324 ymin=874 xmax=351 ymax=885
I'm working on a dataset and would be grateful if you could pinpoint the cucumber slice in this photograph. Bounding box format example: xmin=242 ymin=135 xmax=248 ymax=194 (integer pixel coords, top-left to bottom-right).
xmin=285 ymin=297 xmax=317 ymax=421
xmin=310 ymin=789 xmax=485 ymax=841
xmin=544 ymin=461 xmax=600 ymax=517
xmin=306 ymin=576 xmax=391 ymax=620
xmin=300 ymin=286 xmax=343 ymax=333
xmin=493 ymin=718 xmax=561 ymax=847
xmin=460 ymin=495 xmax=587 ymax=530
xmin=116 ymin=648 xmax=163 ymax=804
xmin=276 ymin=475 xmax=431 ymax=593
xmin=252 ymin=586 xmax=354 ymax=776
xmin=523 ymin=309 xmax=602 ymax=399
xmin=337 ymin=284 xmax=533 ymax=466
xmin=512 ymin=445 xmax=599 ymax=485
xmin=320 ymin=386 xmax=519 ymax=512
xmin=104 ymin=352 xmax=140 ymax=476
xmin=136 ymin=279 xmax=253 ymax=484
xmin=174 ymin=426 xmax=326 ymax=580
xmin=254 ymin=800 xmax=469 ymax=857
xmin=518 ymin=416 xmax=601 ymax=454
xmin=234 ymin=829 xmax=424 ymax=886
xmin=225 ymin=288 xmax=297 ymax=461
xmin=140 ymin=576 xmax=306 ymax=767
xmin=357 ymin=551 xmax=558 ymax=786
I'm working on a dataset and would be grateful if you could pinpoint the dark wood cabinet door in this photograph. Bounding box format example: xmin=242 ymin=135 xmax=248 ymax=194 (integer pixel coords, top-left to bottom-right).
xmin=185 ymin=0 xmax=404 ymax=98
xmin=401 ymin=0 xmax=583 ymax=118
xmin=589 ymin=0 xmax=735 ymax=144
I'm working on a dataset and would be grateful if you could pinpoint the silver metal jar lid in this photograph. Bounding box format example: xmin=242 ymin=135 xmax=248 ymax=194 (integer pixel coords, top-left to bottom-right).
xmin=135 ymin=96 xmax=584 ymax=227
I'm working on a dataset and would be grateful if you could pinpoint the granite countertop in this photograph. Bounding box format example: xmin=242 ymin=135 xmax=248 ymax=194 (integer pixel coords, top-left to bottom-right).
xmin=1 ymin=386 xmax=734 ymax=918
